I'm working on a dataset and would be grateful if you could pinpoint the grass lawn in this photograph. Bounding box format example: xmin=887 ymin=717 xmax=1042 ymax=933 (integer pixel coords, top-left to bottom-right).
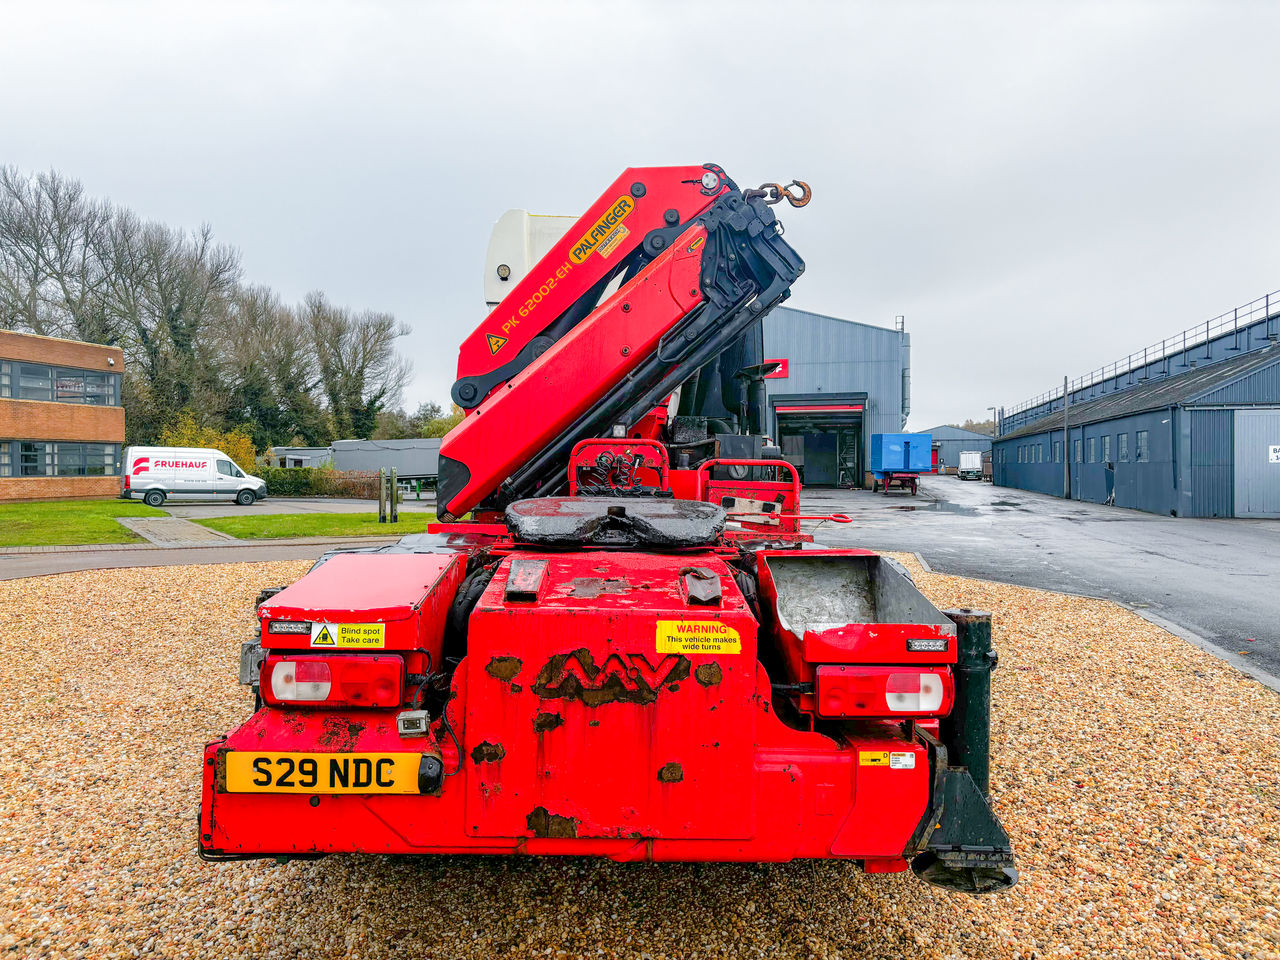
xmin=193 ymin=511 xmax=437 ymax=540
xmin=0 ymin=499 xmax=167 ymax=547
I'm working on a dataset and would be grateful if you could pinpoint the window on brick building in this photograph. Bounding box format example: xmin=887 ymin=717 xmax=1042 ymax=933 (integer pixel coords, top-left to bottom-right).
xmin=19 ymin=442 xmax=50 ymax=476
xmin=16 ymin=364 xmax=53 ymax=401
xmin=1 ymin=362 xmax=121 ymax=405
xmin=54 ymin=442 xmax=121 ymax=476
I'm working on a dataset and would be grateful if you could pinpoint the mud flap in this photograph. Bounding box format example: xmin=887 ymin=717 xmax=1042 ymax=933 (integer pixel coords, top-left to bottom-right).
xmin=907 ymin=729 xmax=1018 ymax=894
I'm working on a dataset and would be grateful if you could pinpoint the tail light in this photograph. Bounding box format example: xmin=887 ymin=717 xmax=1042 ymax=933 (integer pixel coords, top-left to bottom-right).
xmin=123 ymin=474 xmax=131 ymax=490
xmin=815 ymin=665 xmax=953 ymax=718
xmin=261 ymin=655 xmax=403 ymax=708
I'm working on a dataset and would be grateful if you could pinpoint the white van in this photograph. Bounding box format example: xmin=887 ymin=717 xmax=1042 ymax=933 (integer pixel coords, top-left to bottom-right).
xmin=120 ymin=446 xmax=268 ymax=507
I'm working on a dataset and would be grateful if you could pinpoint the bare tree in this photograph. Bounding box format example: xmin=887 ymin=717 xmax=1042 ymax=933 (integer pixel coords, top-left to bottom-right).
xmin=304 ymin=291 xmax=412 ymax=439
xmin=211 ymin=285 xmax=329 ymax=445
xmin=0 ymin=164 xmax=417 ymax=447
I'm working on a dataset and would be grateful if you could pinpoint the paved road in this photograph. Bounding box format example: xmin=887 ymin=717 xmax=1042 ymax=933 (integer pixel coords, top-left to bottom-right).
xmin=161 ymin=496 xmax=436 ymax=519
xmin=802 ymin=479 xmax=1280 ymax=684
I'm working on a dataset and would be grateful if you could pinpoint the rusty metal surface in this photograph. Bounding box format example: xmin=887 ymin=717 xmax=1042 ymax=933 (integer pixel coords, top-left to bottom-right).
xmin=463 ymin=550 xmax=757 ymax=840
xmin=531 ymin=650 xmax=692 ymax=707
xmin=681 ymin=567 xmax=722 ymax=606
xmin=504 ymin=557 xmax=549 ymax=603
xmin=484 ymin=656 xmax=522 ymax=681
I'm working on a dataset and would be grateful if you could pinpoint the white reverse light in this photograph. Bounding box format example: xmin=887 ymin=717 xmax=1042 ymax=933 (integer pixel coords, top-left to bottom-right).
xmin=885 ymin=672 xmax=945 ymax=713
xmin=270 ymin=660 xmax=332 ymax=702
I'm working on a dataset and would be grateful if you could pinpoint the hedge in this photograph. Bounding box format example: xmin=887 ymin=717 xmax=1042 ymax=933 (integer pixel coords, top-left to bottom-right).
xmin=260 ymin=467 xmax=393 ymax=501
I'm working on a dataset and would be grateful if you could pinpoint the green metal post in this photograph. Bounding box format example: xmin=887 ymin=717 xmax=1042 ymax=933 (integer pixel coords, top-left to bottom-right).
xmin=941 ymin=608 xmax=996 ymax=797
xmin=390 ymin=468 xmax=398 ymax=523
xmin=378 ymin=468 xmax=386 ymax=523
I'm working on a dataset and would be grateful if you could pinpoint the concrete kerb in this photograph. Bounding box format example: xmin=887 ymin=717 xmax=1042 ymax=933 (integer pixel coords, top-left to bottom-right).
xmin=908 ymin=552 xmax=1280 ymax=696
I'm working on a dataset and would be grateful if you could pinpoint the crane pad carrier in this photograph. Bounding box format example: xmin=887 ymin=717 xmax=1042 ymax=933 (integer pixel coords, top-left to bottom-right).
xmin=200 ymin=165 xmax=1016 ymax=893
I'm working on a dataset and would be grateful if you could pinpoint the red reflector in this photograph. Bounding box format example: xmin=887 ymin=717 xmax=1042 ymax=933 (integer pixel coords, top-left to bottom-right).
xmin=261 ymin=654 xmax=403 ymax=708
xmin=815 ymin=665 xmax=954 ymax=718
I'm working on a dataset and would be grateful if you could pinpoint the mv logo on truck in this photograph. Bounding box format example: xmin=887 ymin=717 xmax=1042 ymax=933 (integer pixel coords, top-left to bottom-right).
xmin=532 ymin=649 xmax=690 ymax=706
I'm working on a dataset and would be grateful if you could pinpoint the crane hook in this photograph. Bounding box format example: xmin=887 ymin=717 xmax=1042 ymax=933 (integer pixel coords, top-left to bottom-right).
xmin=777 ymin=180 xmax=811 ymax=207
xmin=745 ymin=180 xmax=812 ymax=207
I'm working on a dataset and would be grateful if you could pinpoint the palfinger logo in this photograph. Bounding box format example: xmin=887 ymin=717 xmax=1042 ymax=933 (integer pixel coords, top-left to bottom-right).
xmin=132 ymin=458 xmax=151 ymax=475
xmin=570 ymin=196 xmax=635 ymax=264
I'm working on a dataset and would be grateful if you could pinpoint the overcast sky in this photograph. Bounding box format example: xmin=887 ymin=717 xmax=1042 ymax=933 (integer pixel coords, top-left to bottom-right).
xmin=4 ymin=1 xmax=1278 ymax=429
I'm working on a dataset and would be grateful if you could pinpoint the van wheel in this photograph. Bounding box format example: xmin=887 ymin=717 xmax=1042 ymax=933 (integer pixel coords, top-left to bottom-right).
xmin=143 ymin=490 xmax=166 ymax=508
xmin=236 ymin=489 xmax=256 ymax=506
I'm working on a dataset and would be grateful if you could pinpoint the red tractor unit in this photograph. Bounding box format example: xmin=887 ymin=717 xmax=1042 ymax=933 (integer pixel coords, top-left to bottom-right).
xmin=200 ymin=165 xmax=1016 ymax=893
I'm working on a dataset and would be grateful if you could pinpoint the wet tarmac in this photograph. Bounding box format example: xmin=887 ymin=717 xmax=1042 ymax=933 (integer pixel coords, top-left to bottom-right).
xmin=802 ymin=477 xmax=1280 ymax=685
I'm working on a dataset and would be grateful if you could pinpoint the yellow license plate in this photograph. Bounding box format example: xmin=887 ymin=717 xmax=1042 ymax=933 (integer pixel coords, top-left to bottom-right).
xmin=223 ymin=752 xmax=421 ymax=794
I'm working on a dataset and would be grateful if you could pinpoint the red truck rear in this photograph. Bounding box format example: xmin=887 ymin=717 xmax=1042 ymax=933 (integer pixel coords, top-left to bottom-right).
xmin=201 ymin=165 xmax=1015 ymax=893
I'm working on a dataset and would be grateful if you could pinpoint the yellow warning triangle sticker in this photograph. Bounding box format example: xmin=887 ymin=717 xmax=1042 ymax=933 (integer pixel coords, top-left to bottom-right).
xmin=486 ymin=333 xmax=508 ymax=355
xmin=313 ymin=625 xmax=335 ymax=647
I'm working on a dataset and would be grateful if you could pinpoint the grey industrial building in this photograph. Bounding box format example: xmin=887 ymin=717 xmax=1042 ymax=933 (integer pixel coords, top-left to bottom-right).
xmin=267 ymin=440 xmax=440 ymax=478
xmin=269 ymin=446 xmax=333 ymax=468
xmin=926 ymin=424 xmax=992 ymax=475
xmin=762 ymin=306 xmax=910 ymax=487
xmin=994 ymin=290 xmax=1280 ymax=518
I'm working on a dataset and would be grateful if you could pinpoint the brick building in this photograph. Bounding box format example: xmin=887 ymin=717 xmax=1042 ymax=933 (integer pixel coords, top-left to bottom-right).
xmin=0 ymin=330 xmax=125 ymax=501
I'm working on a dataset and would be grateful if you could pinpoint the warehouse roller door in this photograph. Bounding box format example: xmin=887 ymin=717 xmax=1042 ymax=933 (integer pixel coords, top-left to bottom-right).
xmin=1233 ymin=409 xmax=1280 ymax=517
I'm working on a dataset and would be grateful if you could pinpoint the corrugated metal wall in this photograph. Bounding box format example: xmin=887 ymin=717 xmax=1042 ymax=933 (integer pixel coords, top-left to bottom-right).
xmin=992 ymin=431 xmax=1060 ymax=496
xmin=1193 ymin=360 xmax=1280 ymax=405
xmin=330 ymin=439 xmax=441 ymax=477
xmin=994 ymin=410 xmax=1178 ymax=513
xmin=763 ymin=307 xmax=907 ymax=465
xmin=1233 ymin=409 xmax=1280 ymax=517
xmin=1187 ymin=409 xmax=1234 ymax=517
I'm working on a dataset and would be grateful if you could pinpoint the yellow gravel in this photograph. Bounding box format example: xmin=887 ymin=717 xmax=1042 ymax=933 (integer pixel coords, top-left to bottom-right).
xmin=0 ymin=558 xmax=1277 ymax=959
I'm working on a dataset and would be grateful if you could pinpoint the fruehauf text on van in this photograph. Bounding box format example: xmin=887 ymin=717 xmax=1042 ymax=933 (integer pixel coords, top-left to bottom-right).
xmin=121 ymin=446 xmax=268 ymax=507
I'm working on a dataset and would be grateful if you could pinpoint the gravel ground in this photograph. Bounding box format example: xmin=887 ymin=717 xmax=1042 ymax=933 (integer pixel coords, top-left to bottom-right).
xmin=0 ymin=559 xmax=1277 ymax=959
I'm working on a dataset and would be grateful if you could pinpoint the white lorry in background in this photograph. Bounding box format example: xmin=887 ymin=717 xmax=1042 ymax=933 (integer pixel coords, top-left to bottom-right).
xmin=957 ymin=450 xmax=984 ymax=481
xmin=120 ymin=447 xmax=268 ymax=507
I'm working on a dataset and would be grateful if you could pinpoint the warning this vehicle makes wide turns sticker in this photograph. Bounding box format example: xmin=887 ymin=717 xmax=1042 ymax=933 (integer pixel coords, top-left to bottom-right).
xmin=656 ymin=620 xmax=741 ymax=655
